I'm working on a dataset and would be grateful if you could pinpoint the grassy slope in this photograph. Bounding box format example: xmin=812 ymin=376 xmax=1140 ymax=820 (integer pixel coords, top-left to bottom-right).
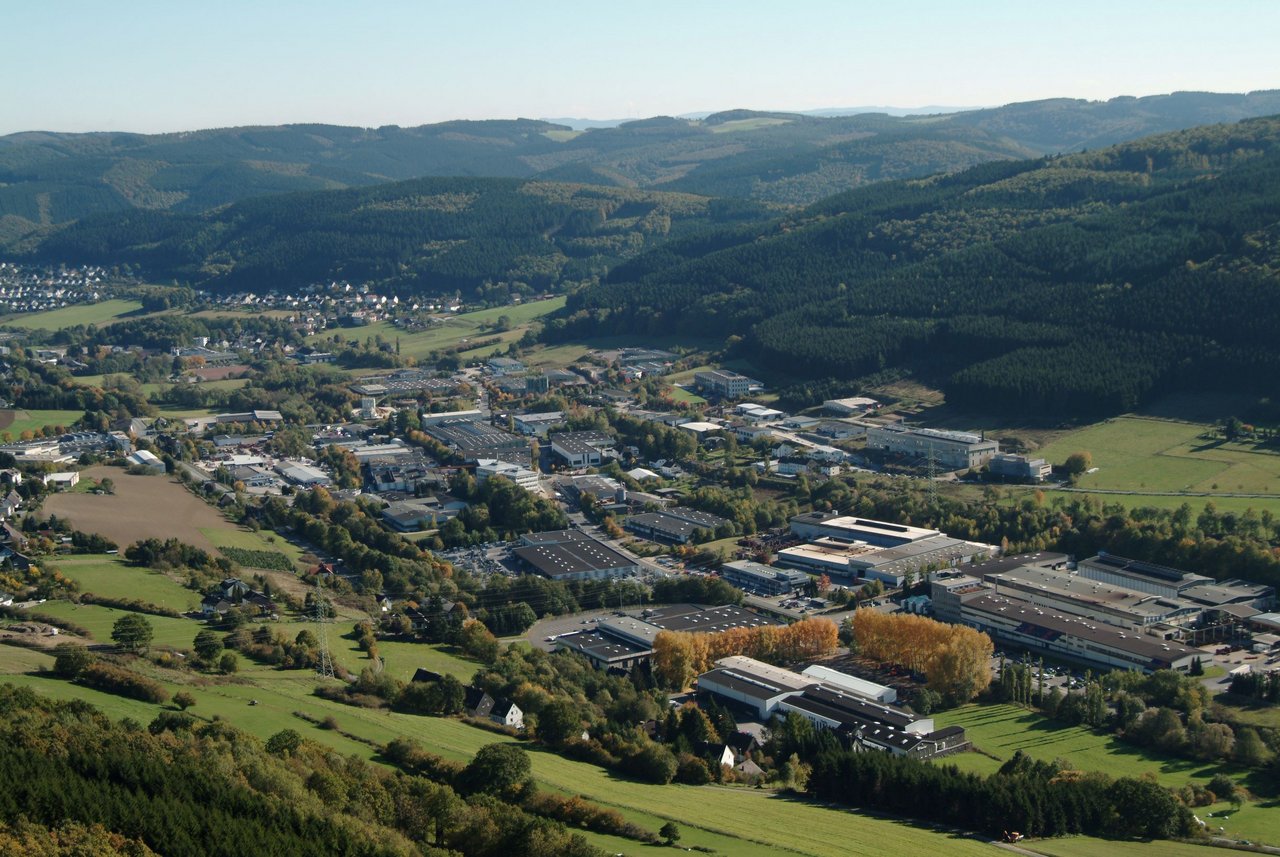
xmin=0 ymin=408 xmax=86 ymax=436
xmin=0 ymin=631 xmax=1002 ymax=857
xmin=53 ymin=555 xmax=199 ymax=611
xmin=1036 ymin=417 xmax=1280 ymax=496
xmin=4 ymin=636 xmax=1259 ymax=853
xmin=200 ymin=526 xmax=305 ymax=564
xmin=935 ymin=704 xmax=1279 ymax=845
xmin=2 ymin=298 xmax=143 ymax=329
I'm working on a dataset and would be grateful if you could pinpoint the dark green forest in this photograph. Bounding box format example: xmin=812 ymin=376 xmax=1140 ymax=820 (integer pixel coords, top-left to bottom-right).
xmin=18 ymin=178 xmax=771 ymax=294
xmin=549 ymin=116 xmax=1280 ymax=417
xmin=3 ymin=90 xmax=1279 ymax=239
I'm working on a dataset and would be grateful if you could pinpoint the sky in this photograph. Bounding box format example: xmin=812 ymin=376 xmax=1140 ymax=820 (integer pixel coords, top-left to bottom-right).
xmin=3 ymin=0 xmax=1279 ymax=135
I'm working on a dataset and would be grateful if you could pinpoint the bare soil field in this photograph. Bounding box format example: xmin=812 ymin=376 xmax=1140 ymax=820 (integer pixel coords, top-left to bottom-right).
xmin=43 ymin=465 xmax=231 ymax=551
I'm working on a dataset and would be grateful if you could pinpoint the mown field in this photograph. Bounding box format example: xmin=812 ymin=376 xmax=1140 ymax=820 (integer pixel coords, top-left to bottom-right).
xmin=936 ymin=704 xmax=1278 ymax=845
xmin=5 ymin=622 xmax=1262 ymax=854
xmin=201 ymin=525 xmax=305 ymax=566
xmin=937 ymin=704 xmax=1250 ymax=788
xmin=0 ymin=408 xmax=85 ymax=437
xmin=307 ymin=297 xmax=566 ymax=362
xmin=1036 ymin=416 xmax=1280 ymax=496
xmin=2 ymin=298 xmax=143 ymax=329
xmin=53 ymin=555 xmax=199 ymax=612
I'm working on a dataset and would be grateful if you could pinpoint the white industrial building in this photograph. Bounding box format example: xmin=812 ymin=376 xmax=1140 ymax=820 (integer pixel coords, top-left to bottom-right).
xmin=126 ymin=449 xmax=166 ymax=474
xmin=865 ymin=424 xmax=998 ymax=470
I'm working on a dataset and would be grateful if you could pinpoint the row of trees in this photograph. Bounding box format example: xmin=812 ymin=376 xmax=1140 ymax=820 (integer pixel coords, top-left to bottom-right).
xmin=651 ymin=618 xmax=839 ymax=689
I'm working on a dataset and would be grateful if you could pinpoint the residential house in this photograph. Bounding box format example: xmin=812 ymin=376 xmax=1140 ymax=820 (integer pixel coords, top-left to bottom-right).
xmin=464 ymin=686 xmax=495 ymax=719
xmin=200 ymin=577 xmax=275 ymax=617
xmin=490 ymin=699 xmax=524 ymax=730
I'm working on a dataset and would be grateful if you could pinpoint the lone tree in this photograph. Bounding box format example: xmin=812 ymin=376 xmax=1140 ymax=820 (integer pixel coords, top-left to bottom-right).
xmin=172 ymin=691 xmax=196 ymax=711
xmin=460 ymin=743 xmax=532 ymax=798
xmin=192 ymin=629 xmax=224 ymax=663
xmin=660 ymin=821 xmax=681 ymax=845
xmin=111 ymin=614 xmax=154 ymax=654
xmin=1063 ymin=450 xmax=1093 ymax=477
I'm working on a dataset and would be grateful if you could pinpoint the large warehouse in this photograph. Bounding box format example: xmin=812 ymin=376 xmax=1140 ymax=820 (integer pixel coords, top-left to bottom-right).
xmin=695 ymin=656 xmax=967 ymax=759
xmin=512 ymin=530 xmax=641 ymax=581
xmin=864 ymin=424 xmax=999 ymax=470
xmin=941 ymin=584 xmax=1202 ymax=672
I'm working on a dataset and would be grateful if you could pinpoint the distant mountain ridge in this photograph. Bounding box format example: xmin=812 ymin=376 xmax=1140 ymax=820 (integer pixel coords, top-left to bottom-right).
xmin=2 ymin=90 xmax=1279 ymax=246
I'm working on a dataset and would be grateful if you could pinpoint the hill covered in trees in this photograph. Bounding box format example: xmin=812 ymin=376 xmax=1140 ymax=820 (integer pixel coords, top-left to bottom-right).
xmin=14 ymin=178 xmax=773 ymax=295
xmin=3 ymin=90 xmax=1279 ymax=243
xmin=549 ymin=116 xmax=1280 ymax=418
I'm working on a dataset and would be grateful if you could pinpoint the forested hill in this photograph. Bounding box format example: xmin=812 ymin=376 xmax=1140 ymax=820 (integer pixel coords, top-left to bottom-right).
xmin=18 ymin=177 xmax=774 ymax=294
xmin=3 ymin=90 xmax=1279 ymax=239
xmin=548 ymin=116 xmax=1280 ymax=419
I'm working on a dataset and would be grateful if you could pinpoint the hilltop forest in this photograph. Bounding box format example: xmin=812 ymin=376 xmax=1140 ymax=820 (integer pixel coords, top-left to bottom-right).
xmin=549 ymin=116 xmax=1280 ymax=418
xmin=20 ymin=178 xmax=772 ymax=295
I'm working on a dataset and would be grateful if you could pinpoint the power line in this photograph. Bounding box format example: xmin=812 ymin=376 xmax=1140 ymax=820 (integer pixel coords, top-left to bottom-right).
xmin=313 ymin=575 xmax=336 ymax=680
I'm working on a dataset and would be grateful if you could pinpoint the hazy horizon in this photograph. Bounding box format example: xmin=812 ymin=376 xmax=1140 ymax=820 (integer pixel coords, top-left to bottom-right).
xmin=4 ymin=0 xmax=1279 ymax=136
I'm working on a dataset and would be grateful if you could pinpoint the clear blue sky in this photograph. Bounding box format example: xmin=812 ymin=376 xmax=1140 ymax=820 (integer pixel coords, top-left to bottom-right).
xmin=3 ymin=0 xmax=1278 ymax=134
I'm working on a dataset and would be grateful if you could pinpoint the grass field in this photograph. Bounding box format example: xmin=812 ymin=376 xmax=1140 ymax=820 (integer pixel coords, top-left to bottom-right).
xmin=0 ymin=408 xmax=85 ymax=437
xmin=44 ymin=466 xmax=235 ymax=552
xmin=9 ymin=644 xmax=1239 ymax=855
xmin=53 ymin=556 xmax=199 ymax=612
xmin=1037 ymin=490 xmax=1280 ymax=516
xmin=937 ymin=705 xmax=1280 ymax=845
xmin=35 ymin=600 xmax=199 ymax=649
xmin=307 ymin=298 xmax=566 ymax=362
xmin=667 ymin=386 xmax=707 ymax=404
xmin=1024 ymin=838 xmax=1225 ymax=857
xmin=936 ymin=704 xmax=1250 ymax=790
xmin=1036 ymin=417 xmax=1280 ymax=496
xmin=3 ymin=298 xmax=143 ymax=329
xmin=353 ymin=638 xmax=479 ymax=683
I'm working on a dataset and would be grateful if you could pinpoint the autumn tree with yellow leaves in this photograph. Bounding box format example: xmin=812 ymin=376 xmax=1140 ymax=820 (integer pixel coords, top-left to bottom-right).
xmin=653 ymin=617 xmax=839 ymax=689
xmin=852 ymin=609 xmax=992 ymax=703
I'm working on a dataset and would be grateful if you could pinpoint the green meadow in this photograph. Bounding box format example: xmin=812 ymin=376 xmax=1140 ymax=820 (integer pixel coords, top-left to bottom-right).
xmin=307 ymin=297 xmax=566 ymax=362
xmin=53 ymin=556 xmax=199 ymax=612
xmin=1036 ymin=416 xmax=1280 ymax=496
xmin=3 ymin=298 xmax=143 ymax=329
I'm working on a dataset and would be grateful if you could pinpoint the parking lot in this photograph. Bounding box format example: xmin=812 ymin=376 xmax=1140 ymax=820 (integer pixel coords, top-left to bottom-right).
xmin=523 ymin=608 xmax=621 ymax=651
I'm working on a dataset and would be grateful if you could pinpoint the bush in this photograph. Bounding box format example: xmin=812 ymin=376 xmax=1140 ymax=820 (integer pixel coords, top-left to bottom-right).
xmin=52 ymin=643 xmax=94 ymax=678
xmin=622 ymin=743 xmax=677 ymax=785
xmin=78 ymin=662 xmax=167 ymax=704
xmin=81 ymin=593 xmax=182 ymax=618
